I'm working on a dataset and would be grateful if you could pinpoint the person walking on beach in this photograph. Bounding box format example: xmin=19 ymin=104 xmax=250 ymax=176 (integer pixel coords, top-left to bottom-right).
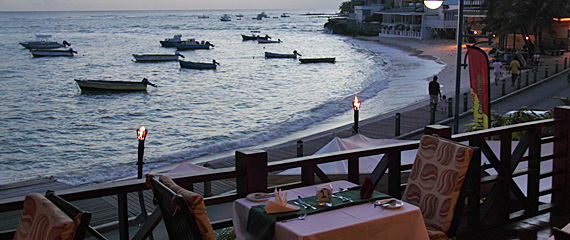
xmin=493 ymin=59 xmax=503 ymax=85
xmin=429 ymin=76 xmax=442 ymax=110
xmin=510 ymin=58 xmax=521 ymax=86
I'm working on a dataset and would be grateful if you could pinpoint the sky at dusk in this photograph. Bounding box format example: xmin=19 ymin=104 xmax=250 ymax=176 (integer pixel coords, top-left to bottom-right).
xmin=1 ymin=0 xmax=343 ymax=11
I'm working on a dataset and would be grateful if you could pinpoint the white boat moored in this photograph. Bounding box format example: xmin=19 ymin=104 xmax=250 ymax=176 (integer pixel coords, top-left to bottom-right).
xmin=133 ymin=53 xmax=184 ymax=62
xmin=30 ymin=48 xmax=77 ymax=57
xmin=20 ymin=35 xmax=70 ymax=49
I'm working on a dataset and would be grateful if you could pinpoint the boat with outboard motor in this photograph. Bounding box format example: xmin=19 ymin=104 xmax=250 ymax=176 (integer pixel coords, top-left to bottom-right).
xmin=30 ymin=48 xmax=77 ymax=57
xmin=20 ymin=35 xmax=70 ymax=49
xmin=132 ymin=52 xmax=184 ymax=62
xmin=173 ymin=39 xmax=214 ymax=50
xmin=74 ymin=78 xmax=156 ymax=92
xmin=179 ymin=60 xmax=219 ymax=69
xmin=265 ymin=50 xmax=301 ymax=58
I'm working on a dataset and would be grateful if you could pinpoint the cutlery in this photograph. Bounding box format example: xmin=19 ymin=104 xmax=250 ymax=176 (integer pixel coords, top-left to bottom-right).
xmin=297 ymin=196 xmax=317 ymax=210
xmin=332 ymin=193 xmax=353 ymax=202
xmin=281 ymin=214 xmax=307 ymax=222
xmin=293 ymin=201 xmax=308 ymax=209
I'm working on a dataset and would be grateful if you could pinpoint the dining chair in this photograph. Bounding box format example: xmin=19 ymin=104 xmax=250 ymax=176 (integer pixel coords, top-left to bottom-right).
xmin=553 ymin=225 xmax=570 ymax=240
xmin=146 ymin=174 xmax=216 ymax=240
xmin=401 ymin=135 xmax=477 ymax=240
xmin=11 ymin=190 xmax=104 ymax=240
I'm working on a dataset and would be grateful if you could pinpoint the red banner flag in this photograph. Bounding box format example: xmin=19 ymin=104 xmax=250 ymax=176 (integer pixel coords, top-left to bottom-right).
xmin=467 ymin=45 xmax=490 ymax=129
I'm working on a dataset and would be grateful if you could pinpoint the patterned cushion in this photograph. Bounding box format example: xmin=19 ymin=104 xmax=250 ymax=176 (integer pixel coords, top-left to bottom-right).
xmin=159 ymin=175 xmax=216 ymax=240
xmin=402 ymin=135 xmax=473 ymax=235
xmin=14 ymin=193 xmax=75 ymax=240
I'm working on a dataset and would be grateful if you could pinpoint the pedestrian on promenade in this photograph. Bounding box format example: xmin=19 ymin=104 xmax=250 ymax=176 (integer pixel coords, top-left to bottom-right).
xmin=510 ymin=58 xmax=521 ymax=86
xmin=440 ymin=95 xmax=447 ymax=112
xmin=429 ymin=76 xmax=442 ymax=110
xmin=493 ymin=59 xmax=503 ymax=85
xmin=533 ymin=52 xmax=540 ymax=71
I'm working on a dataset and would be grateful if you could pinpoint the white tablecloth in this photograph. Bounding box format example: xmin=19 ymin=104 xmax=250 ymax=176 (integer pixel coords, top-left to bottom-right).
xmin=232 ymin=180 xmax=429 ymax=240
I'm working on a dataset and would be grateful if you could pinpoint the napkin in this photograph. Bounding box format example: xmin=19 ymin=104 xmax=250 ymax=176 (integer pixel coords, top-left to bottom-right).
xmin=265 ymin=188 xmax=299 ymax=214
xmin=360 ymin=177 xmax=374 ymax=199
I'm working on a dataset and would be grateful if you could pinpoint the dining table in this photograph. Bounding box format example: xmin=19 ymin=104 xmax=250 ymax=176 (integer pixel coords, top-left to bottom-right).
xmin=232 ymin=180 xmax=429 ymax=240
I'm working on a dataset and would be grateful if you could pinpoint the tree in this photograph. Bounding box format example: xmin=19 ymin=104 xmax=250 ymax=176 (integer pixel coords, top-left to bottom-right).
xmin=482 ymin=0 xmax=570 ymax=55
xmin=339 ymin=1 xmax=353 ymax=14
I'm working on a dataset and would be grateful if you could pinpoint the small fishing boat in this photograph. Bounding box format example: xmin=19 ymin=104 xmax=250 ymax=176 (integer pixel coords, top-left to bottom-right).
xmin=74 ymin=78 xmax=156 ymax=92
xmin=160 ymin=34 xmax=183 ymax=48
xmin=30 ymin=48 xmax=77 ymax=57
xmin=299 ymin=58 xmax=336 ymax=63
xmin=241 ymin=34 xmax=271 ymax=41
xmin=236 ymin=13 xmax=244 ymax=18
xmin=20 ymin=35 xmax=70 ymax=49
xmin=198 ymin=14 xmax=209 ymax=19
xmin=281 ymin=13 xmax=290 ymax=18
xmin=220 ymin=14 xmax=231 ymax=21
xmin=179 ymin=60 xmax=219 ymax=69
xmin=132 ymin=52 xmax=184 ymax=62
xmin=265 ymin=50 xmax=301 ymax=58
xmin=173 ymin=39 xmax=214 ymax=50
xmin=257 ymin=38 xmax=281 ymax=44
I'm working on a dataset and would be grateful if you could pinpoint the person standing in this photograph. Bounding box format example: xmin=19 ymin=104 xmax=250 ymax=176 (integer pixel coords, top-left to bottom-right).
xmin=510 ymin=58 xmax=521 ymax=86
xmin=429 ymin=76 xmax=442 ymax=110
xmin=493 ymin=59 xmax=503 ymax=85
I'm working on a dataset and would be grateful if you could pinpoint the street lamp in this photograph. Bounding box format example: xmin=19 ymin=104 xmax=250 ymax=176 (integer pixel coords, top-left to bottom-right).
xmin=424 ymin=0 xmax=464 ymax=133
xmin=424 ymin=0 xmax=443 ymax=10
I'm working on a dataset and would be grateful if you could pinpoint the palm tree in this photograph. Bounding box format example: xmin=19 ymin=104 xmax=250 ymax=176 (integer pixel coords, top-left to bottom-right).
xmin=482 ymin=0 xmax=569 ymax=55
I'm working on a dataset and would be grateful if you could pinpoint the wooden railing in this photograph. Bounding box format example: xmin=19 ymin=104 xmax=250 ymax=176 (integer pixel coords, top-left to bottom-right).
xmin=2 ymin=106 xmax=570 ymax=239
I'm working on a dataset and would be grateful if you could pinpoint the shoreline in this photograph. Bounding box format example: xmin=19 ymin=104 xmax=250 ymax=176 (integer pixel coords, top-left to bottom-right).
xmin=151 ymin=35 xmax=467 ymax=173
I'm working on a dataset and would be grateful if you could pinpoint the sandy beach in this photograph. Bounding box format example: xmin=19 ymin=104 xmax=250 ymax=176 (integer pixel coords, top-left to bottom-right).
xmin=354 ymin=36 xmax=473 ymax=98
xmin=153 ymin=36 xmax=472 ymax=173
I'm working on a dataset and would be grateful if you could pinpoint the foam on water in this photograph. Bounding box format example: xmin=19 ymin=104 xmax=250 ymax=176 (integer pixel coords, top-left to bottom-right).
xmin=0 ymin=10 xmax=444 ymax=186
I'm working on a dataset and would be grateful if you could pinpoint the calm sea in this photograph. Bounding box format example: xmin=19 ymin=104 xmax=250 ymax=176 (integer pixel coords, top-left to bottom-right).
xmin=0 ymin=9 xmax=443 ymax=185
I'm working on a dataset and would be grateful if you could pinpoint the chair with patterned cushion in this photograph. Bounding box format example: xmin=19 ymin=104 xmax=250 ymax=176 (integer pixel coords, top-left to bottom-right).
xmin=401 ymin=135 xmax=477 ymax=240
xmin=146 ymin=174 xmax=216 ymax=240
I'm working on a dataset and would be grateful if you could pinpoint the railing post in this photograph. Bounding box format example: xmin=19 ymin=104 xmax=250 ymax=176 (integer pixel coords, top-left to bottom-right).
xmin=448 ymin=97 xmax=453 ymax=118
xmin=424 ymin=125 xmax=452 ymax=139
xmin=545 ymin=66 xmax=549 ymax=78
xmin=517 ymin=73 xmax=521 ymax=89
xmin=348 ymin=157 xmax=360 ymax=185
xmin=533 ymin=70 xmax=537 ymax=83
xmin=565 ymin=57 xmax=568 ymax=69
xmin=395 ymin=113 xmax=401 ymax=137
xmin=552 ymin=106 xmax=570 ymax=224
xmin=118 ymin=193 xmax=129 ymax=240
xmin=387 ymin=153 xmax=401 ymax=199
xmin=525 ymin=72 xmax=529 ymax=86
xmin=463 ymin=92 xmax=468 ymax=112
xmin=430 ymin=105 xmax=435 ymax=124
xmin=297 ymin=140 xmax=303 ymax=157
xmin=236 ymin=149 xmax=267 ymax=197
xmin=556 ymin=61 xmax=559 ymax=73
xmin=203 ymin=163 xmax=212 ymax=197
xmin=502 ymin=80 xmax=506 ymax=95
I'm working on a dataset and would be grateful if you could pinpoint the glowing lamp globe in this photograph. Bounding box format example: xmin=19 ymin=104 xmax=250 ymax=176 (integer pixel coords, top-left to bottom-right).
xmin=424 ymin=0 xmax=443 ymax=9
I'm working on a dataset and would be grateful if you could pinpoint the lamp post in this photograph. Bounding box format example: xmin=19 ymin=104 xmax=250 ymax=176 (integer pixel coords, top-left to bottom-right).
xmin=425 ymin=0 xmax=463 ymax=134
xmin=352 ymin=94 xmax=361 ymax=135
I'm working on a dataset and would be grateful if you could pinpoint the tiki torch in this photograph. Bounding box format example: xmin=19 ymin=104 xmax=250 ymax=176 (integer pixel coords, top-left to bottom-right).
xmin=352 ymin=94 xmax=361 ymax=135
xmin=136 ymin=126 xmax=147 ymax=179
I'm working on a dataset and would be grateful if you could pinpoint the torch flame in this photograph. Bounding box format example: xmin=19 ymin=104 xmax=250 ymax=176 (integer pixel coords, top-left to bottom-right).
xmin=353 ymin=94 xmax=361 ymax=111
xmin=137 ymin=126 xmax=147 ymax=141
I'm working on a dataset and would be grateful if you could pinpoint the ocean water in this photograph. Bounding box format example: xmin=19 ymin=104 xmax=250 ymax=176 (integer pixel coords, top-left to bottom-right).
xmin=0 ymin=9 xmax=443 ymax=185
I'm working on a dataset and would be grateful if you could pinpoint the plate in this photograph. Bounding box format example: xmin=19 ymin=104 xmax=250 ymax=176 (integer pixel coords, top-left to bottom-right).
xmin=375 ymin=199 xmax=404 ymax=209
xmin=247 ymin=192 xmax=272 ymax=202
